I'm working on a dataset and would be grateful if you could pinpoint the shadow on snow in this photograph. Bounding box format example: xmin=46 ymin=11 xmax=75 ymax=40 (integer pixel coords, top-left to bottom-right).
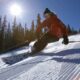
xmin=2 ymin=48 xmax=80 ymax=65
xmin=39 ymin=48 xmax=80 ymax=64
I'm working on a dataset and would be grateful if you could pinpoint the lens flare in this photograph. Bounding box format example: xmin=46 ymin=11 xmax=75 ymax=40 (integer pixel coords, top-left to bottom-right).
xmin=10 ymin=3 xmax=22 ymax=16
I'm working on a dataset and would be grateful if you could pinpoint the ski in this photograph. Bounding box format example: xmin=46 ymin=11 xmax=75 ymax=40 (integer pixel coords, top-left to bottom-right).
xmin=2 ymin=52 xmax=30 ymax=65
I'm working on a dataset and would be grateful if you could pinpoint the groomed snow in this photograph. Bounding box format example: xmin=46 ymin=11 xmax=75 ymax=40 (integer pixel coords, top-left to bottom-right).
xmin=0 ymin=34 xmax=80 ymax=80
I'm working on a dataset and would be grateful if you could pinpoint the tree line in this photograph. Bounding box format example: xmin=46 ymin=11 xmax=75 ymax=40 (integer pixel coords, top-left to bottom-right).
xmin=0 ymin=14 xmax=79 ymax=53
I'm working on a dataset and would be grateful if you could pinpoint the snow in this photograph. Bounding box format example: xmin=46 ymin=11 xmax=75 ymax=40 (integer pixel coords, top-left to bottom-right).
xmin=0 ymin=34 xmax=80 ymax=80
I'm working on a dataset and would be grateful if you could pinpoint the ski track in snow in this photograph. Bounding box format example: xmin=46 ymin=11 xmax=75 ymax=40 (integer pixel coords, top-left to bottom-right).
xmin=0 ymin=34 xmax=80 ymax=80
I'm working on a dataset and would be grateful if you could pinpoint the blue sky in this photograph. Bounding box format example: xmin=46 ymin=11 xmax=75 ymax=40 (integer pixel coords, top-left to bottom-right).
xmin=0 ymin=0 xmax=80 ymax=29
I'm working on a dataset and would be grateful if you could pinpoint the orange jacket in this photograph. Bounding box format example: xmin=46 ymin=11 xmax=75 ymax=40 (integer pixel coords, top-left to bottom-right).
xmin=36 ymin=15 xmax=68 ymax=38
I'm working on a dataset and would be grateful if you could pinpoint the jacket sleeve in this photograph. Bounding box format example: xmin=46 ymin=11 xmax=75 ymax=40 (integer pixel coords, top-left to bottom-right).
xmin=60 ymin=24 xmax=68 ymax=36
xmin=56 ymin=16 xmax=68 ymax=37
xmin=36 ymin=19 xmax=48 ymax=33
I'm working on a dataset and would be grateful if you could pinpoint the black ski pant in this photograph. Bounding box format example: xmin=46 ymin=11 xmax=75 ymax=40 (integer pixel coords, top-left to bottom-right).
xmin=32 ymin=32 xmax=59 ymax=53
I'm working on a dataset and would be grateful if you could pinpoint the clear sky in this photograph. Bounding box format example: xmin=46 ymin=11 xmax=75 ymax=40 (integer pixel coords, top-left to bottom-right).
xmin=0 ymin=0 xmax=80 ymax=29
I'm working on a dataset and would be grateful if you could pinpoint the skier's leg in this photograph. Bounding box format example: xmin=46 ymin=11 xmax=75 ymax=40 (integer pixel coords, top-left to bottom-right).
xmin=31 ymin=32 xmax=59 ymax=54
xmin=31 ymin=33 xmax=50 ymax=54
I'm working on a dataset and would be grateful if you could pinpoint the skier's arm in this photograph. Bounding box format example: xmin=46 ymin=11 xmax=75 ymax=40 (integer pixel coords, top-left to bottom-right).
xmin=61 ymin=25 xmax=68 ymax=36
xmin=58 ymin=20 xmax=69 ymax=45
xmin=60 ymin=24 xmax=69 ymax=45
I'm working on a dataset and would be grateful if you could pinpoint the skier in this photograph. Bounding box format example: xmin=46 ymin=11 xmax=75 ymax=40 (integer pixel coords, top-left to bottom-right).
xmin=30 ymin=8 xmax=69 ymax=55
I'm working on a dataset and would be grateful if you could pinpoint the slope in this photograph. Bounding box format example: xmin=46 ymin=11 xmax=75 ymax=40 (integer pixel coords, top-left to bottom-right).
xmin=0 ymin=34 xmax=80 ymax=80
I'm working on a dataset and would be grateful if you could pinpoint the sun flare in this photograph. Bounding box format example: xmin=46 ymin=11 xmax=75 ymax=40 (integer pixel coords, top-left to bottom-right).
xmin=10 ymin=4 xmax=22 ymax=16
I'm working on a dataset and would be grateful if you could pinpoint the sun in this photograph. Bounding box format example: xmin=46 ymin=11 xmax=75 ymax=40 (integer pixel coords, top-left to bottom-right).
xmin=10 ymin=4 xmax=22 ymax=16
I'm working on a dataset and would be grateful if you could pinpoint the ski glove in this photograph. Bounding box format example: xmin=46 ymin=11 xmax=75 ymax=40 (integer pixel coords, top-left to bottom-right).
xmin=62 ymin=35 xmax=69 ymax=45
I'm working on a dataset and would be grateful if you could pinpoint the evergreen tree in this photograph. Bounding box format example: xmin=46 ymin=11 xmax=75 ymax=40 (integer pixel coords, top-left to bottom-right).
xmin=18 ymin=23 xmax=25 ymax=43
xmin=2 ymin=16 xmax=7 ymax=32
xmin=37 ymin=14 xmax=41 ymax=27
xmin=71 ymin=27 xmax=78 ymax=34
xmin=25 ymin=23 xmax=27 ymax=31
xmin=0 ymin=16 xmax=2 ymax=51
xmin=36 ymin=13 xmax=42 ymax=38
xmin=12 ymin=17 xmax=17 ymax=45
xmin=67 ymin=24 xmax=72 ymax=34
xmin=24 ymin=23 xmax=28 ymax=35
xmin=13 ymin=17 xmax=17 ymax=29
xmin=79 ymin=28 xmax=80 ymax=33
xmin=7 ymin=22 xmax=11 ymax=36
xmin=5 ymin=22 xmax=12 ymax=48
xmin=0 ymin=16 xmax=2 ymax=30
xmin=31 ymin=20 xmax=35 ymax=32
xmin=1 ymin=15 xmax=7 ymax=50
xmin=24 ymin=23 xmax=28 ymax=41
